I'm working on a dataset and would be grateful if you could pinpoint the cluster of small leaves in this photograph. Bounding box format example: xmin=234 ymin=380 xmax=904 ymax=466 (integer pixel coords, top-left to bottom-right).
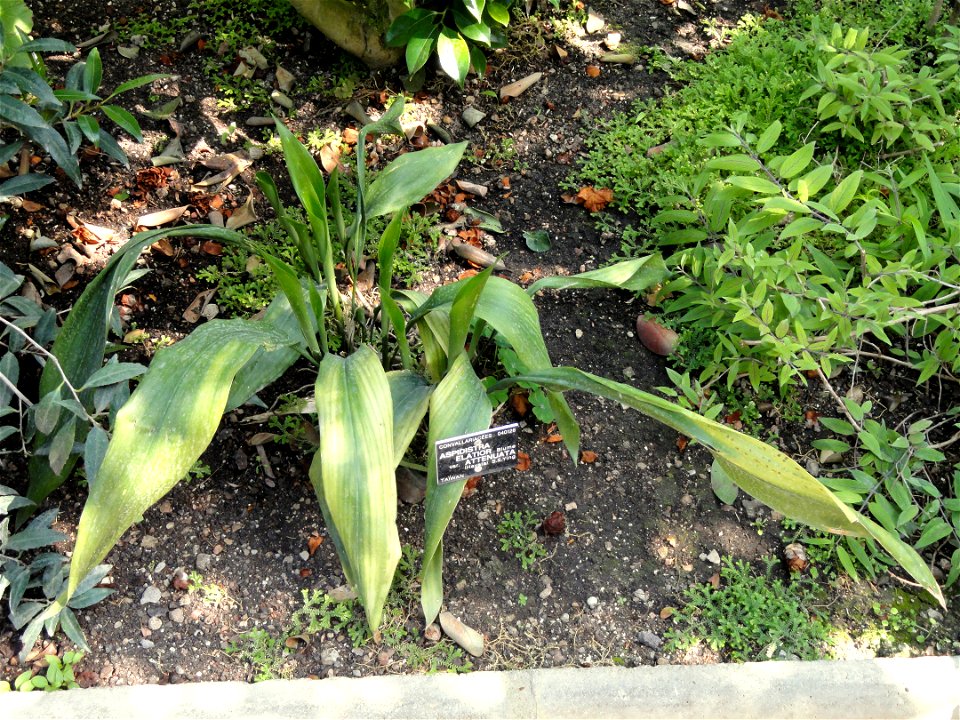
xmin=496 ymin=510 xmax=547 ymax=570
xmin=3 ymin=651 xmax=84 ymax=692
xmin=1 ymin=262 xmax=146 ymax=496
xmin=645 ymin=23 xmax=959 ymax=577
xmin=812 ymin=401 xmax=960 ymax=587
xmin=1 ymin=4 xmax=163 ymax=204
xmin=0 ymin=484 xmax=112 ymax=658
xmin=386 ymin=0 xmax=515 ymax=85
xmin=664 ymin=557 xmax=833 ymax=662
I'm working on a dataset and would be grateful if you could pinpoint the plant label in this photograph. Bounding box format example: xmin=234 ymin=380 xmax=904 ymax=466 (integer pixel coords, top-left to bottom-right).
xmin=435 ymin=423 xmax=519 ymax=485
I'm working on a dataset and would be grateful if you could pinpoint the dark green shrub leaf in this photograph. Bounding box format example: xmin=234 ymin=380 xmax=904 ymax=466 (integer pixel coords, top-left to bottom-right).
xmin=0 ymin=94 xmax=46 ymax=126
xmin=100 ymin=104 xmax=143 ymax=142
xmin=76 ymin=114 xmax=100 ymax=144
xmin=406 ymin=32 xmax=438 ymax=75
xmin=437 ymin=28 xmax=470 ymax=85
xmin=523 ymin=229 xmax=551 ymax=253
xmin=0 ymin=173 xmax=54 ymax=200
xmin=386 ymin=9 xmax=440 ymax=47
xmin=82 ymin=47 xmax=102 ymax=95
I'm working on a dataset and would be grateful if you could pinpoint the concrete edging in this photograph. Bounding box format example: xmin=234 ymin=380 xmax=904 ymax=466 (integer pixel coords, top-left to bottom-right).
xmin=1 ymin=656 xmax=958 ymax=719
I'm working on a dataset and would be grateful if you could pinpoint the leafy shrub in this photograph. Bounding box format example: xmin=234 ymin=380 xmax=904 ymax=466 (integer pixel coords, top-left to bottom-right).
xmin=0 ymin=484 xmax=112 ymax=657
xmin=386 ymin=0 xmax=516 ymax=85
xmin=665 ymin=557 xmax=833 ymax=662
xmin=571 ymin=0 xmax=960 ymax=592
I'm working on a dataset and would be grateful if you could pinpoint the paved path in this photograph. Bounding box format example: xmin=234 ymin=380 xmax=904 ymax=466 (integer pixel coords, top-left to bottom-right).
xmin=2 ymin=656 xmax=958 ymax=719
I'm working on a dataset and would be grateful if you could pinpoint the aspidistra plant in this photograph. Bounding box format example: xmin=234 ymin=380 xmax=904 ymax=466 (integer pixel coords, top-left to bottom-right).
xmin=43 ymin=99 xmax=944 ymax=656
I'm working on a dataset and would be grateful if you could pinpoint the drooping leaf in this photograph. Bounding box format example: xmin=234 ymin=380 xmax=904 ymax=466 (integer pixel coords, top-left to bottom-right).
xmin=62 ymin=320 xmax=288 ymax=602
xmin=100 ymin=104 xmax=143 ymax=142
xmin=25 ymin=225 xmax=249 ymax=512
xmin=492 ymin=366 xmax=946 ymax=607
xmin=309 ymin=346 xmax=401 ymax=630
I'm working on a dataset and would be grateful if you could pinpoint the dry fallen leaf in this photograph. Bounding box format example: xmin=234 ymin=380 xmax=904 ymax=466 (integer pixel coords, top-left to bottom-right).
xmin=515 ymin=451 xmax=531 ymax=472
xmin=225 ymin=194 xmax=257 ymax=230
xmin=510 ymin=391 xmax=531 ymax=417
xmin=461 ymin=476 xmax=481 ymax=498
xmin=319 ymin=142 xmax=341 ymax=174
xmin=635 ymin=315 xmax=679 ymax=356
xmin=546 ymin=434 xmax=564 ymax=443
xmin=659 ymin=606 xmax=676 ymax=620
xmin=708 ymin=573 xmax=721 ymax=589
xmin=676 ymin=436 xmax=688 ymax=452
xmin=150 ymin=238 xmax=175 ymax=258
xmin=575 ymin=186 xmax=613 ymax=212
xmin=784 ymin=543 xmax=809 ymax=573
xmin=580 ymin=450 xmax=598 ymax=463
xmin=499 ymin=71 xmax=543 ymax=100
xmin=307 ymin=533 xmax=324 ymax=557
xmin=137 ymin=205 xmax=188 ymax=228
xmin=585 ymin=65 xmax=601 ymax=78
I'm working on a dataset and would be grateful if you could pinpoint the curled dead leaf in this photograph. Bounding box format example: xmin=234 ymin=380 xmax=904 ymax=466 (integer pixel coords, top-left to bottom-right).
xmin=307 ymin=533 xmax=324 ymax=557
xmin=546 ymin=434 xmax=563 ymax=443
xmin=676 ymin=436 xmax=688 ymax=452
xmin=635 ymin=315 xmax=679 ymax=356
xmin=585 ymin=65 xmax=601 ymax=78
xmin=580 ymin=450 xmax=598 ymax=463
xmin=515 ymin=451 xmax=531 ymax=472
xmin=150 ymin=238 xmax=175 ymax=258
xmin=659 ymin=606 xmax=675 ymax=620
xmin=574 ymin=186 xmax=613 ymax=212
xmin=138 ymin=205 xmax=188 ymax=228
xmin=708 ymin=573 xmax=721 ymax=589
xmin=462 ymin=476 xmax=481 ymax=498
xmin=784 ymin=543 xmax=809 ymax=573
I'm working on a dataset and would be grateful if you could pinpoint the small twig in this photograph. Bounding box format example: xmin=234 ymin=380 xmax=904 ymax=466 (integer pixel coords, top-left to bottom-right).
xmin=0 ymin=368 xmax=33 ymax=406
xmin=0 ymin=315 xmax=101 ymax=430
xmin=930 ymin=429 xmax=960 ymax=451
xmin=879 ymin=141 xmax=946 ymax=160
xmin=815 ymin=366 xmax=862 ymax=430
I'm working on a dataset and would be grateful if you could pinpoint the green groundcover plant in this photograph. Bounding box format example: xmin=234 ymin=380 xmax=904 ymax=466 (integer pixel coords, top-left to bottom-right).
xmin=21 ymin=97 xmax=944 ymax=658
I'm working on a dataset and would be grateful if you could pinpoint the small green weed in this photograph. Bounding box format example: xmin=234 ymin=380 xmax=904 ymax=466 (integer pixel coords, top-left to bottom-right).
xmin=4 ymin=652 xmax=84 ymax=693
xmin=497 ymin=511 xmax=547 ymax=571
xmin=664 ymin=557 xmax=833 ymax=661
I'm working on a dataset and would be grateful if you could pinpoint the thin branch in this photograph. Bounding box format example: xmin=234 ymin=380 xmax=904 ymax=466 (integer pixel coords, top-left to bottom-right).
xmin=816 ymin=366 xmax=862 ymax=431
xmin=930 ymin=429 xmax=960 ymax=450
xmin=0 ymin=369 xmax=33 ymax=407
xmin=0 ymin=315 xmax=101 ymax=430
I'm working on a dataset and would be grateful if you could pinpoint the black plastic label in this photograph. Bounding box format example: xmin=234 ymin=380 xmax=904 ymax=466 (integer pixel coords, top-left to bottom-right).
xmin=435 ymin=423 xmax=519 ymax=485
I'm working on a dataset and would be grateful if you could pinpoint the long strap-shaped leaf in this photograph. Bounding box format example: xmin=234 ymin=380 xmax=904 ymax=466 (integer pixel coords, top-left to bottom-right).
xmin=310 ymin=346 xmax=401 ymax=630
xmin=63 ymin=319 xmax=289 ymax=601
xmin=493 ymin=366 xmax=945 ymax=607
xmin=27 ymin=225 xmax=249 ymax=510
xmin=421 ymin=353 xmax=491 ymax=625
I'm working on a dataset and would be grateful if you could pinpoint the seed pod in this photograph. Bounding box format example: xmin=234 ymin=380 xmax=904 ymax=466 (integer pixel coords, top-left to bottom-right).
xmin=635 ymin=315 xmax=679 ymax=356
xmin=542 ymin=511 xmax=566 ymax=536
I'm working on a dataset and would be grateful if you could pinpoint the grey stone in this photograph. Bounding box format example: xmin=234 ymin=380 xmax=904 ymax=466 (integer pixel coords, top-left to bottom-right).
xmin=169 ymin=608 xmax=185 ymax=624
xmin=320 ymin=648 xmax=340 ymax=666
xmin=148 ymin=616 xmax=163 ymax=631
xmin=462 ymin=107 xmax=486 ymax=128
xmin=638 ymin=631 xmax=662 ymax=650
xmin=140 ymin=586 xmax=162 ymax=605
xmin=196 ymin=553 xmax=212 ymax=571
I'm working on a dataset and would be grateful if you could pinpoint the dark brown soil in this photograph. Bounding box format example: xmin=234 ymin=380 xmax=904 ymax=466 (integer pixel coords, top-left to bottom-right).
xmin=2 ymin=0 xmax=957 ymax=687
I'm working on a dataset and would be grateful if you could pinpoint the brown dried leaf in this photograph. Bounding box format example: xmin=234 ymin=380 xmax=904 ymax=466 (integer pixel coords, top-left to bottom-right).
xmin=580 ymin=450 xmax=598 ymax=463
xmin=307 ymin=533 xmax=324 ymax=557
xmin=515 ymin=451 xmax=531 ymax=472
xmin=461 ymin=476 xmax=481 ymax=498
xmin=659 ymin=606 xmax=675 ymax=620
xmin=137 ymin=205 xmax=188 ymax=228
xmin=150 ymin=238 xmax=175 ymax=257
xmin=574 ymin=186 xmax=613 ymax=212
xmin=510 ymin=391 xmax=531 ymax=417
xmin=319 ymin=143 xmax=341 ymax=174
xmin=585 ymin=65 xmax=601 ymax=78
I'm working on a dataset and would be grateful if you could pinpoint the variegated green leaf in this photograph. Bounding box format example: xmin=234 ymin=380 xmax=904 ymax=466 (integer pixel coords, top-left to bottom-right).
xmin=493 ymin=366 xmax=945 ymax=607
xmin=63 ymin=320 xmax=289 ymax=601
xmin=310 ymin=346 xmax=401 ymax=630
xmin=421 ymin=354 xmax=491 ymax=625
